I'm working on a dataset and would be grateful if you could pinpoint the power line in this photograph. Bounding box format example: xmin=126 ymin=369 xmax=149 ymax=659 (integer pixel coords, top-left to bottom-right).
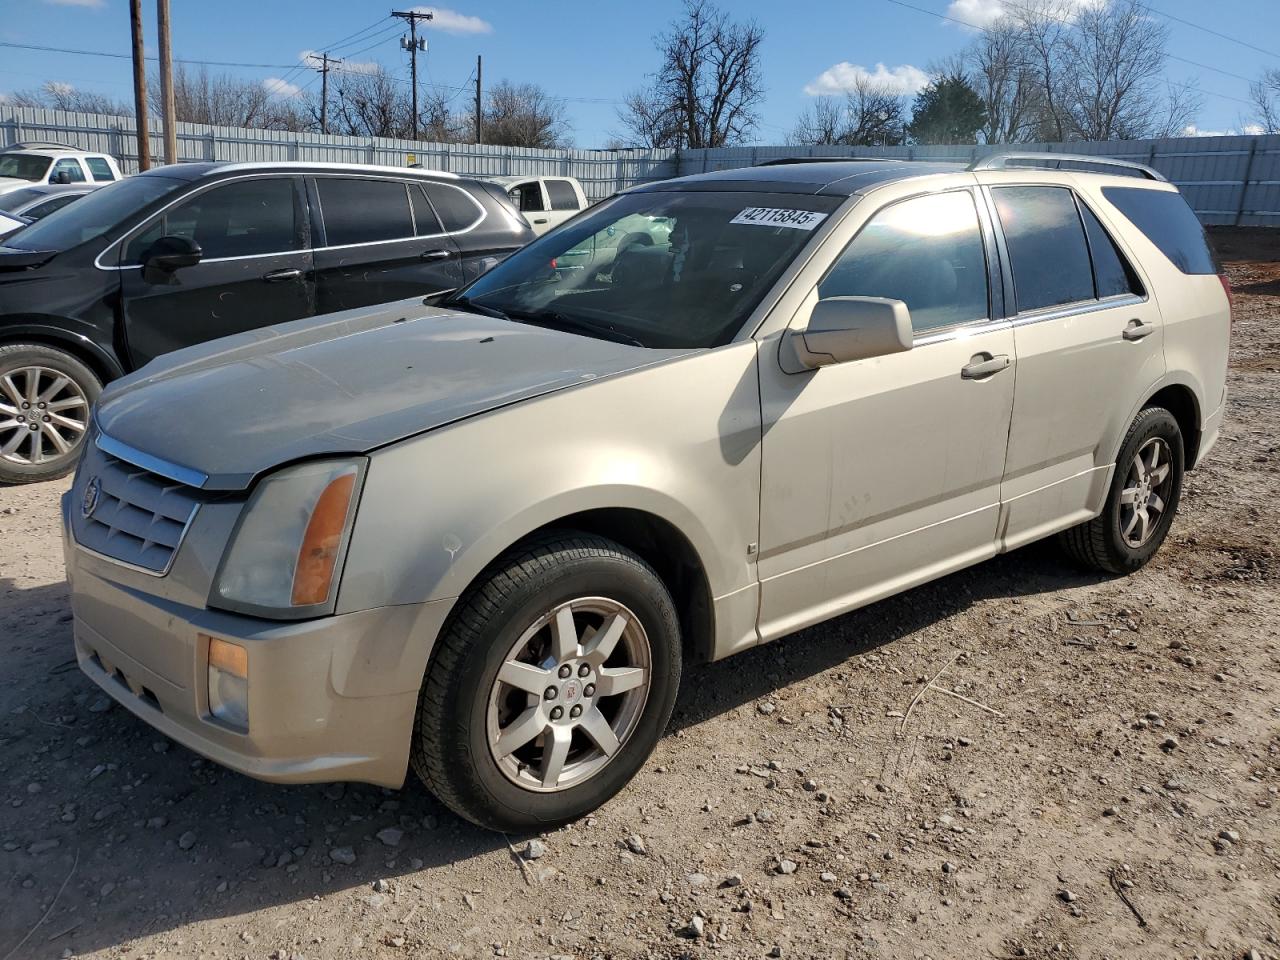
xmin=0 ymin=39 xmax=299 ymax=70
xmin=1135 ymin=1 xmax=1279 ymax=62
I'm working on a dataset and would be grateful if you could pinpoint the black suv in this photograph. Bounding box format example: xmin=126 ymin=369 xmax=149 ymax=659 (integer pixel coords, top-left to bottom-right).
xmin=0 ymin=161 xmax=535 ymax=483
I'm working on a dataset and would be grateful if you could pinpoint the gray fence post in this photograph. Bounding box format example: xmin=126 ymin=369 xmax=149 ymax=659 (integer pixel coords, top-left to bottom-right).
xmin=205 ymin=131 xmax=216 ymax=161
xmin=1235 ymin=137 xmax=1259 ymax=226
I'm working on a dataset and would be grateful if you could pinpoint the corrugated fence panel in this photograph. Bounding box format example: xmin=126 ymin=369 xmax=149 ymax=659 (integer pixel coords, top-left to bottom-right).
xmin=2 ymin=106 xmax=1276 ymax=224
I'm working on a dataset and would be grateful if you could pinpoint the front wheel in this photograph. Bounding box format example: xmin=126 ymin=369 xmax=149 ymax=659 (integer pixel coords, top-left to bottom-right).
xmin=410 ymin=532 xmax=682 ymax=832
xmin=0 ymin=344 xmax=100 ymax=484
xmin=1058 ymin=406 xmax=1184 ymax=574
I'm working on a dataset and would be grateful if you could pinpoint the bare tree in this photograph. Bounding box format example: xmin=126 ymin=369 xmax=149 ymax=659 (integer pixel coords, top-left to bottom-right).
xmin=1061 ymin=0 xmax=1173 ymax=140
xmin=1008 ymin=0 xmax=1075 ymax=141
xmin=5 ymin=82 xmax=132 ymax=116
xmin=165 ymin=64 xmax=275 ymax=128
xmin=790 ymin=77 xmax=907 ymax=147
xmin=618 ymin=0 xmax=765 ymax=148
xmin=478 ymin=81 xmax=569 ymax=148
xmin=959 ymin=28 xmax=1040 ymax=143
xmin=329 ymin=66 xmax=409 ymax=138
xmin=1251 ymin=68 xmax=1280 ymax=134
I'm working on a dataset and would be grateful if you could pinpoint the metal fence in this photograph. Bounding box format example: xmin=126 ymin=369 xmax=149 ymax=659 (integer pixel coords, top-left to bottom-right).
xmin=3 ymin=106 xmax=1278 ymax=225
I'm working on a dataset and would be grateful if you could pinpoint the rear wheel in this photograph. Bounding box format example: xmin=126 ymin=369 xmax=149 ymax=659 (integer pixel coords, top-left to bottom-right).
xmin=0 ymin=344 xmax=99 ymax=484
xmin=1058 ymin=406 xmax=1184 ymax=574
xmin=410 ymin=532 xmax=681 ymax=832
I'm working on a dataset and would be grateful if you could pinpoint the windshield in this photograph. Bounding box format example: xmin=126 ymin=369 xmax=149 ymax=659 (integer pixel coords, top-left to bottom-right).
xmin=0 ymin=154 xmax=52 ymax=182
xmin=0 ymin=188 xmax=46 ymax=212
xmin=4 ymin=175 xmax=184 ymax=252
xmin=455 ymin=190 xmax=842 ymax=349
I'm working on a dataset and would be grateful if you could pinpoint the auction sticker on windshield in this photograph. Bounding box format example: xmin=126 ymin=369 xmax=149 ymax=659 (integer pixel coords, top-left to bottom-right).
xmin=730 ymin=207 xmax=828 ymax=230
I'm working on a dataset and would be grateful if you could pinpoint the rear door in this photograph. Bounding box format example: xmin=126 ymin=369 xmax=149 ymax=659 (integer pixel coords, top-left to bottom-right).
xmin=311 ymin=176 xmax=462 ymax=313
xmin=118 ymin=175 xmax=313 ymax=366
xmin=983 ymin=180 xmax=1164 ymax=549
xmin=542 ymin=178 xmax=583 ymax=231
xmin=507 ymin=179 xmax=551 ymax=234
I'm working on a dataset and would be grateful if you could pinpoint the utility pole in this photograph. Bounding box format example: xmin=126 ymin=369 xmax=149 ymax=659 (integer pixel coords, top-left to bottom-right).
xmin=156 ymin=0 xmax=176 ymax=165
xmin=392 ymin=8 xmax=432 ymax=140
xmin=311 ymin=52 xmax=341 ymax=135
xmin=474 ymin=54 xmax=482 ymax=144
xmin=128 ymin=0 xmax=151 ymax=171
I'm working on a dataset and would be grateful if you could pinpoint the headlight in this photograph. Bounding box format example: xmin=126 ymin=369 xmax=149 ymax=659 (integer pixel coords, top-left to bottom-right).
xmin=210 ymin=458 xmax=365 ymax=618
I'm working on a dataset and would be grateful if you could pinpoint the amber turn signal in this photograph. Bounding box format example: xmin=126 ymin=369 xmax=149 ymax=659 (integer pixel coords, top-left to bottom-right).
xmin=290 ymin=472 xmax=357 ymax=606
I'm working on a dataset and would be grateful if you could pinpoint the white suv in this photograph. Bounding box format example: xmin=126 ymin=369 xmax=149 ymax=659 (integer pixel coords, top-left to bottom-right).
xmin=0 ymin=145 xmax=122 ymax=197
xmin=62 ymin=154 xmax=1229 ymax=832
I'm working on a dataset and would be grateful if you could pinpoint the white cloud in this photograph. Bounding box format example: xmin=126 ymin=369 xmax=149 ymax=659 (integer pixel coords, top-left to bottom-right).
xmin=1182 ymin=124 xmax=1261 ymax=138
xmin=299 ymin=50 xmax=379 ymax=76
xmin=263 ymin=77 xmax=302 ymax=99
xmin=410 ymin=7 xmax=493 ymax=34
xmin=944 ymin=0 xmax=1104 ymax=29
xmin=43 ymin=0 xmax=105 ymax=7
xmin=804 ymin=62 xmax=930 ymax=97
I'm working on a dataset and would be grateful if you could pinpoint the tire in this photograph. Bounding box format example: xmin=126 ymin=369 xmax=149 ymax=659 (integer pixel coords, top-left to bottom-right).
xmin=410 ymin=531 xmax=682 ymax=832
xmin=1058 ymin=406 xmax=1184 ymax=575
xmin=0 ymin=344 xmax=100 ymax=485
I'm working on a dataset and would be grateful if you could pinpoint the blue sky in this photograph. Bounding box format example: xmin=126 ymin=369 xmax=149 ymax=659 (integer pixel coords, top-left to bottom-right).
xmin=1 ymin=0 xmax=1277 ymax=144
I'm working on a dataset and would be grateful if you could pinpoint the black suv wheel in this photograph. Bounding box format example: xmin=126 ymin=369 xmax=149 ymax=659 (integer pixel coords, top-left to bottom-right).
xmin=0 ymin=344 xmax=100 ymax=484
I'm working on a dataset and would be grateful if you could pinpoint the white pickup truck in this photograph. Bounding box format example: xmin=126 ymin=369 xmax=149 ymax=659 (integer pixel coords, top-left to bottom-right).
xmin=0 ymin=144 xmax=123 ymax=198
xmin=489 ymin=175 xmax=588 ymax=235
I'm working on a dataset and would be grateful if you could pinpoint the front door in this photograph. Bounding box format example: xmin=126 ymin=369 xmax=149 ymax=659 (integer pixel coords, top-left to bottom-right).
xmin=982 ymin=182 xmax=1165 ymax=549
xmin=756 ymin=188 xmax=1016 ymax=641
xmin=118 ymin=175 xmax=313 ymax=367
xmin=311 ymin=176 xmax=463 ymax=313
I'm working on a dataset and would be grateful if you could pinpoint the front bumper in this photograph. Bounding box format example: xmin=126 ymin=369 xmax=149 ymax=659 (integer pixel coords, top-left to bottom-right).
xmin=62 ymin=494 xmax=452 ymax=788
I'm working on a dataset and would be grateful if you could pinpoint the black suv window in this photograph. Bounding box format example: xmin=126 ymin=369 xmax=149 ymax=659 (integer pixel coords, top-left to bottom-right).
xmin=85 ymin=157 xmax=116 ymax=182
xmin=124 ymin=177 xmax=301 ymax=262
xmin=318 ymin=177 xmax=413 ymax=246
xmin=1102 ymin=186 xmax=1216 ymax=275
xmin=820 ymin=190 xmax=989 ymax=334
xmin=410 ymin=184 xmax=443 ymax=235
xmin=423 ymin=182 xmax=482 ymax=232
xmin=994 ymin=186 xmax=1094 ymax=312
xmin=1079 ymin=202 xmax=1143 ymax=299
xmin=546 ymin=179 xmax=580 ymax=211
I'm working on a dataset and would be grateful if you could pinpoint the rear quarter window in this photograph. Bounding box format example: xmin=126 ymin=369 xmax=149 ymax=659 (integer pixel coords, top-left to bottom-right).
xmin=546 ymin=179 xmax=581 ymax=211
xmin=1101 ymin=186 xmax=1216 ymax=275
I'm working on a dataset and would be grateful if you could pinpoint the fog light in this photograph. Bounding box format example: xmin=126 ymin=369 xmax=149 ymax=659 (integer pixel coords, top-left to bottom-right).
xmin=205 ymin=635 xmax=248 ymax=731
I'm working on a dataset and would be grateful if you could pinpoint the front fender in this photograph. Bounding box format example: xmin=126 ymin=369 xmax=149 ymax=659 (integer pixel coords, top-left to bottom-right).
xmin=0 ymin=316 xmax=125 ymax=381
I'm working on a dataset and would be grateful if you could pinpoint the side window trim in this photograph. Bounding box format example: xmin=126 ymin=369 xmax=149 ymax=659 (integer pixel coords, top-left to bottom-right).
xmin=815 ymin=186 xmax=996 ymax=341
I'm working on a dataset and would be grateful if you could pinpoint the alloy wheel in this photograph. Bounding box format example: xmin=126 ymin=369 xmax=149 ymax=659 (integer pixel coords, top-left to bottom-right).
xmin=486 ymin=597 xmax=652 ymax=793
xmin=0 ymin=366 xmax=89 ymax=466
xmin=1119 ymin=436 xmax=1174 ymax=548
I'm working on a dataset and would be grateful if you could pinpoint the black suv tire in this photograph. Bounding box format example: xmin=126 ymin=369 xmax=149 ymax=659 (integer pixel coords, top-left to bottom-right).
xmin=0 ymin=344 xmax=100 ymax=485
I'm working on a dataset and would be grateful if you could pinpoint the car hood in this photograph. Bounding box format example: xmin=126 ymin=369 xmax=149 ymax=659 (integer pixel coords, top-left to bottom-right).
xmin=95 ymin=298 xmax=692 ymax=491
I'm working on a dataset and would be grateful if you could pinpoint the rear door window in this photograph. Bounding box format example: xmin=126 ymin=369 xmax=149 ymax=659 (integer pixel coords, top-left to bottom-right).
xmin=422 ymin=182 xmax=483 ymax=233
xmin=318 ymin=178 xmax=414 ymax=246
xmin=86 ymin=157 xmax=116 ymax=182
xmin=1079 ymin=202 xmax=1142 ymax=298
xmin=820 ymin=189 xmax=989 ymax=334
xmin=1101 ymin=186 xmax=1216 ymax=275
xmin=546 ymin=179 xmax=580 ymax=211
xmin=993 ymin=186 xmax=1094 ymax=312
xmin=410 ymin=184 xmax=443 ymax=235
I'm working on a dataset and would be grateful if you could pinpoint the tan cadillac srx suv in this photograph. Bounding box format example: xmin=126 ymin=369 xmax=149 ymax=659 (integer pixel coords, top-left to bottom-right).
xmin=62 ymin=154 xmax=1231 ymax=831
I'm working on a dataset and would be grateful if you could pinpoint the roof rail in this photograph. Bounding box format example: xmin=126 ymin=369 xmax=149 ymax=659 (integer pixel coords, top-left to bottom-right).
xmin=970 ymin=151 xmax=1166 ymax=182
xmin=755 ymin=156 xmax=906 ymax=166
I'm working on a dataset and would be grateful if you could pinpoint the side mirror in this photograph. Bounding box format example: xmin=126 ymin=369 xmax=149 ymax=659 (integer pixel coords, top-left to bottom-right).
xmin=51 ymin=170 xmax=71 ymax=185
xmin=143 ymin=234 xmax=203 ymax=274
xmin=783 ymin=296 xmax=913 ymax=372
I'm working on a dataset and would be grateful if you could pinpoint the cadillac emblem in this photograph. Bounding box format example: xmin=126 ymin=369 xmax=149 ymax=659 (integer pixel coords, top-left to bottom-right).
xmin=81 ymin=477 xmax=101 ymax=519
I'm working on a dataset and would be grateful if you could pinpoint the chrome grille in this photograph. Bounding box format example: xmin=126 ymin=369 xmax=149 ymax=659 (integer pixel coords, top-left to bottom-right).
xmin=71 ymin=439 xmax=202 ymax=574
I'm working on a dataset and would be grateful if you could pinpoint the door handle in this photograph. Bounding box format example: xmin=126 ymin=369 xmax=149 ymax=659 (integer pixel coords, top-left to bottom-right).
xmin=960 ymin=353 xmax=1011 ymax=380
xmin=1122 ymin=319 xmax=1155 ymax=341
xmin=420 ymin=248 xmax=452 ymax=261
xmin=532 ymin=218 xmax=548 ymax=224
xmin=261 ymin=267 xmax=302 ymax=283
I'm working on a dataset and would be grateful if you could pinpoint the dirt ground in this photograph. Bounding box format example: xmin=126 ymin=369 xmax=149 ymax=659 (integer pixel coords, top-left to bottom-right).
xmin=1 ymin=228 xmax=1278 ymax=960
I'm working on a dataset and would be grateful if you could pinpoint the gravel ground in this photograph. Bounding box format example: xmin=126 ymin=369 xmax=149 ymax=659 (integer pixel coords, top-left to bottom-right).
xmin=1 ymin=229 xmax=1277 ymax=960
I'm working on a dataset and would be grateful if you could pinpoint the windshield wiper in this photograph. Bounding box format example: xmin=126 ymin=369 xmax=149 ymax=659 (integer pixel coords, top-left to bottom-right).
xmin=505 ymin=308 xmax=647 ymax=348
xmin=440 ymin=294 xmax=511 ymax=321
